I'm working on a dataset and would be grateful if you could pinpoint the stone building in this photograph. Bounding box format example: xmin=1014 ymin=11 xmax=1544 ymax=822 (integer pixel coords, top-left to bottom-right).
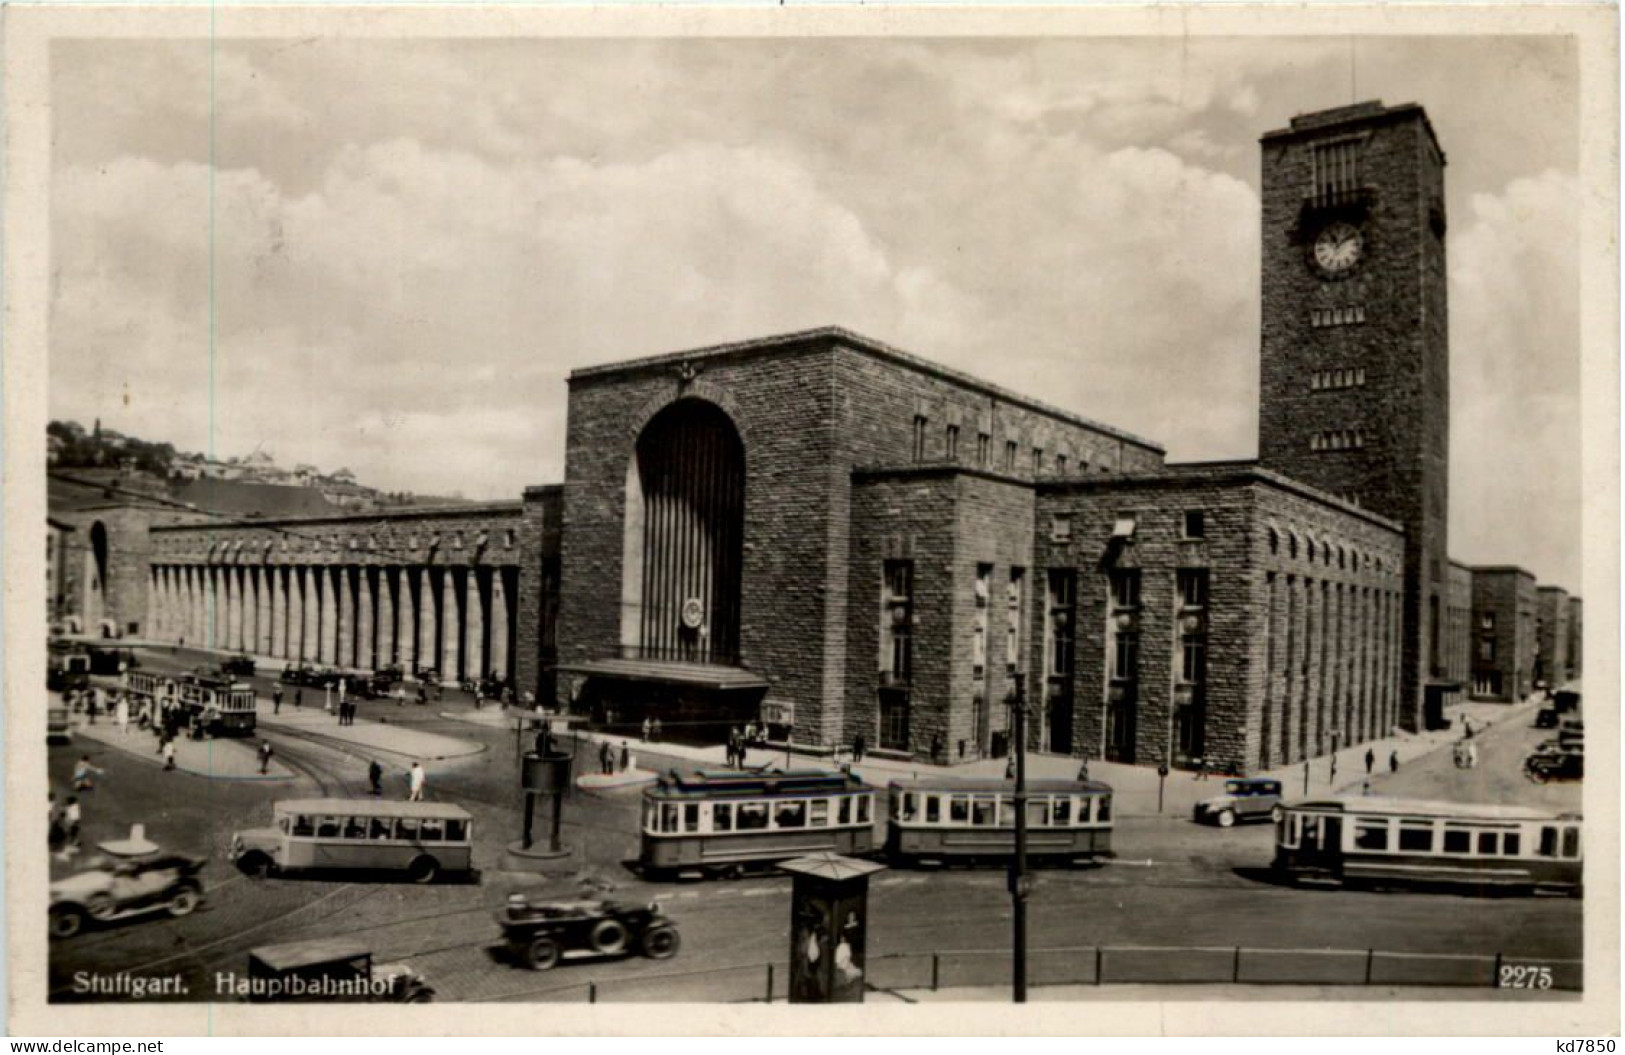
xmin=1535 ymin=585 xmax=1573 ymax=690
xmin=1567 ymin=597 xmax=1583 ymax=679
xmin=1469 ymin=566 xmax=1539 ymax=702
xmin=50 ymin=99 xmax=1571 ymax=770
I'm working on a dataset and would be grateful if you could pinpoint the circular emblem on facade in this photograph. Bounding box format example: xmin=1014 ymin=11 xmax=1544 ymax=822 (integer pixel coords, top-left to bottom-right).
xmin=1181 ymin=613 xmax=1204 ymax=634
xmin=1114 ymin=611 xmax=1136 ymax=631
xmin=681 ymin=597 xmax=705 ymax=630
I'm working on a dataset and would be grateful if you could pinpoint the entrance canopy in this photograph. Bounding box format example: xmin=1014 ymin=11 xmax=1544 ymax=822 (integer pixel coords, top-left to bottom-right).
xmin=559 ymin=657 xmax=768 ymax=692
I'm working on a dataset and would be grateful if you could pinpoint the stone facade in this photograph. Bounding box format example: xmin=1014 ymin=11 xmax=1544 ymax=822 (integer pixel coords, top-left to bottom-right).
xmin=1444 ymin=560 xmax=1473 ymax=692
xmin=1469 ymin=566 xmax=1539 ymax=702
xmin=1256 ymin=102 xmax=1450 ymax=733
xmin=1536 ymin=585 xmax=1572 ymax=690
xmin=1566 ymin=597 xmax=1583 ymax=679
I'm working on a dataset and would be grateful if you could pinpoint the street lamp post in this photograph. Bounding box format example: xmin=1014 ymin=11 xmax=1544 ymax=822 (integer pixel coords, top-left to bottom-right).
xmin=1009 ymin=673 xmax=1029 ymax=1004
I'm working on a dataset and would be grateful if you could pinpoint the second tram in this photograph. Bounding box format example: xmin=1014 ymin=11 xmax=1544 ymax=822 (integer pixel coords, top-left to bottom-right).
xmin=640 ymin=769 xmax=875 ymax=879
xmin=128 ymin=670 xmax=258 ymax=737
xmin=884 ymin=776 xmax=1114 ymax=866
xmin=1274 ymin=796 xmax=1582 ymax=896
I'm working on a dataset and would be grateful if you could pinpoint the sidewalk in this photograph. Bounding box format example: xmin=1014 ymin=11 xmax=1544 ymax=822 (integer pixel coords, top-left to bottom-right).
xmin=256 ymin=700 xmax=486 ymax=763
xmin=565 ymin=694 xmax=1541 ymax=817
xmin=70 ymin=715 xmax=294 ymax=781
xmin=869 ymin=982 xmax=1574 ymax=1003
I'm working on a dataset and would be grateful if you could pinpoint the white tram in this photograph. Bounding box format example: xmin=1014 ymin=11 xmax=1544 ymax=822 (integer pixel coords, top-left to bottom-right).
xmin=884 ymin=777 xmax=1114 ymax=866
xmin=127 ymin=670 xmax=258 ymax=737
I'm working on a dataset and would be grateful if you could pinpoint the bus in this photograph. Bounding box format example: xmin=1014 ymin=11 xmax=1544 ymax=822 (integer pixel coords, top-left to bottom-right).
xmin=1274 ymin=796 xmax=1582 ymax=896
xmin=640 ymin=769 xmax=875 ymax=879
xmin=884 ymin=777 xmax=1115 ymax=867
xmin=128 ymin=671 xmax=257 ymax=737
xmin=229 ymin=798 xmax=475 ymax=884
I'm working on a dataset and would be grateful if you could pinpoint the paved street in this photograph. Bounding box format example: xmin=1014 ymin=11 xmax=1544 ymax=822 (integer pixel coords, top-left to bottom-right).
xmin=46 ymin=648 xmax=1582 ymax=1004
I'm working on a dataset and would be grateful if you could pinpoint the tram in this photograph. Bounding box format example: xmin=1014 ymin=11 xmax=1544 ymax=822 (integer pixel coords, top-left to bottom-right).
xmin=1274 ymin=796 xmax=1582 ymax=896
xmin=884 ymin=777 xmax=1114 ymax=867
xmin=127 ymin=670 xmax=258 ymax=737
xmin=639 ymin=769 xmax=876 ymax=879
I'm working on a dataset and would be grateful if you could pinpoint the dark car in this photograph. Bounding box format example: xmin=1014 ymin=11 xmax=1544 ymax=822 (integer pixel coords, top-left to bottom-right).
xmin=279 ymin=664 xmax=341 ymax=689
xmin=1194 ymin=778 xmax=1284 ymax=828
xmin=351 ymin=672 xmax=399 ymax=700
xmin=1535 ymin=707 xmax=1560 ymax=729
xmin=498 ymin=896 xmax=680 ymax=971
xmin=222 ymin=655 xmax=257 ymax=677
xmin=1526 ymin=742 xmax=1583 ymax=783
xmin=243 ymin=939 xmax=434 ymax=1003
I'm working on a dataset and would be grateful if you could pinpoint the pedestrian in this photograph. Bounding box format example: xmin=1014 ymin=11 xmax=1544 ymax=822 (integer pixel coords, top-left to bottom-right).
xmin=162 ymin=736 xmax=176 ymax=771
xmin=651 ymin=717 xmax=663 ymax=742
xmin=258 ymin=740 xmax=274 ymax=775
xmin=115 ymin=693 xmax=130 ymax=735
xmin=1005 ymin=756 xmax=1016 ymax=780
xmin=71 ymin=755 xmax=101 ymax=792
xmin=417 ymin=684 xmax=429 ymax=707
xmin=1076 ymin=760 xmax=1090 ymax=782
xmin=599 ymin=741 xmax=614 ymax=776
xmin=853 ymin=733 xmax=866 ymax=763
xmin=1194 ymin=756 xmax=1210 ymax=781
xmin=473 ymin=685 xmax=484 ymax=711
xmin=930 ymin=732 xmax=943 ymax=763
xmin=63 ymin=796 xmax=82 ymax=849
xmin=338 ymin=677 xmax=348 ymax=707
xmin=87 ymin=687 xmax=101 ymax=725
xmin=1364 ymin=748 xmax=1375 ymax=775
xmin=1389 ymin=750 xmax=1399 ymax=773
xmin=396 ymin=685 xmax=407 ymax=708
xmin=368 ymin=759 xmax=383 ymax=795
xmin=534 ymin=724 xmax=552 ymax=756
xmin=273 ymin=686 xmax=283 ymax=714
xmin=1361 ymin=779 xmax=1372 ymax=797
xmin=642 ymin=717 xmax=652 ymax=742
xmin=620 ymin=742 xmax=631 ymax=773
xmin=1329 ymin=753 xmax=1338 ymax=783
xmin=408 ymin=761 xmax=426 ymax=802
xmin=294 ymin=687 xmax=304 ymax=711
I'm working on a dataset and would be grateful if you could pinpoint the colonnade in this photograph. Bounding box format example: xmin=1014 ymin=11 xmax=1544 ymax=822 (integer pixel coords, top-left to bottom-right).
xmin=144 ymin=563 xmax=517 ymax=685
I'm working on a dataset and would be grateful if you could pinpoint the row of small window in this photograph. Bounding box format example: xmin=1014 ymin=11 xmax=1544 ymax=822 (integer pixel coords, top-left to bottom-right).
xmin=282 ymin=814 xmax=470 ymax=842
xmin=1051 ymin=510 xmax=1205 ymax=544
xmin=1282 ymin=813 xmax=1580 ymax=858
xmin=1309 ymin=368 xmax=1367 ymax=390
xmin=1310 ymin=430 xmax=1367 ymax=452
xmin=1310 ymin=306 xmax=1366 ymax=328
xmin=894 ymin=791 xmax=1111 ymax=829
xmin=643 ymin=795 xmax=874 ymax=835
xmin=178 ymin=529 xmax=518 ymax=558
xmin=1267 ymin=529 xmax=1386 ymax=574
xmin=911 ymin=416 xmax=1114 ymax=476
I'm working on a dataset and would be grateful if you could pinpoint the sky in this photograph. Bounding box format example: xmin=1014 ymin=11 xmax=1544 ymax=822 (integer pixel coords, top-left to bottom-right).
xmin=48 ymin=33 xmax=1583 ymax=590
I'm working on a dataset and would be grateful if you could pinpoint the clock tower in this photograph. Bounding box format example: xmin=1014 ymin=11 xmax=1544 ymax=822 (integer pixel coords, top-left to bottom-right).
xmin=1257 ymin=100 xmax=1449 ymax=735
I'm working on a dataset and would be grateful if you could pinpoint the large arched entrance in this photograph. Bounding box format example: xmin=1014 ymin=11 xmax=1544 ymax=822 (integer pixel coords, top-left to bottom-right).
xmin=620 ymin=399 xmax=745 ymax=665
xmin=84 ymin=521 xmax=109 ymax=633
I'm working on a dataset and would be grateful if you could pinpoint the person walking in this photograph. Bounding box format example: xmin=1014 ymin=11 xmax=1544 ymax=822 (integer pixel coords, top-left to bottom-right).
xmin=599 ymin=740 xmax=614 ymax=776
xmin=116 ymin=693 xmax=130 ymax=736
xmin=1076 ymin=760 xmax=1091 ymax=783
xmin=162 ymin=737 xmax=177 ymax=771
xmin=1364 ymin=748 xmax=1375 ymax=775
xmin=1194 ymin=756 xmax=1210 ymax=781
xmin=641 ymin=717 xmax=652 ymax=742
xmin=273 ymin=686 xmax=283 ymax=715
xmin=258 ymin=740 xmax=275 ymax=775
xmin=72 ymin=756 xmax=101 ymax=792
xmin=63 ymin=796 xmax=82 ymax=851
xmin=87 ymin=687 xmax=101 ymax=725
xmin=408 ymin=761 xmax=426 ymax=802
xmin=1389 ymin=750 xmax=1400 ymax=774
xmin=651 ymin=717 xmax=663 ymax=743
xmin=853 ymin=733 xmax=866 ymax=763
xmin=368 ymin=759 xmax=383 ymax=795
xmin=294 ymin=687 xmax=304 ymax=711
xmin=620 ymin=742 xmax=631 ymax=773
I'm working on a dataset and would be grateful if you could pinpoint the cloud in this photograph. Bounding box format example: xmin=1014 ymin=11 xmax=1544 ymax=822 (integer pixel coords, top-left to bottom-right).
xmin=1448 ymin=169 xmax=1581 ymax=589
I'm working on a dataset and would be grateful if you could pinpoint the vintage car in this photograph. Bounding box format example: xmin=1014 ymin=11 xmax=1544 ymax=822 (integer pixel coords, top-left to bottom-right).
xmin=47 ymin=649 xmax=92 ymax=694
xmin=221 ymin=655 xmax=257 ymax=678
xmin=1193 ymin=778 xmax=1284 ymax=828
xmin=278 ymin=663 xmax=342 ymax=689
xmin=1525 ymin=741 xmax=1584 ymax=783
xmin=49 ymin=827 xmax=205 ymax=939
xmin=243 ymin=939 xmax=434 ymax=1003
xmin=350 ymin=671 xmax=401 ymax=700
xmin=498 ymin=895 xmax=681 ymax=971
xmin=48 ymin=701 xmax=73 ymax=744
xmin=1534 ymin=706 xmax=1560 ymax=729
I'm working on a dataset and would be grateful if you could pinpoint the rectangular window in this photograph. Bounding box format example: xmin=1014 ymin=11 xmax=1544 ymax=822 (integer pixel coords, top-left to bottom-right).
xmin=1004 ymin=440 xmax=1018 ymax=471
xmin=973 ymin=563 xmax=992 ymax=678
xmin=912 ymin=415 xmax=928 ymax=463
xmin=1443 ymin=829 xmax=1471 ymax=854
xmin=1354 ymin=821 xmax=1389 ymax=851
xmin=949 ymin=795 xmax=969 ymax=823
xmin=924 ymin=796 xmax=940 ymax=824
xmin=857 ymin=796 xmax=871 ymax=824
xmin=971 ymin=798 xmax=995 ymax=827
xmin=660 ymin=803 xmax=679 ymax=834
xmin=1178 ymin=568 xmax=1208 ymax=609
xmin=1032 ymin=448 xmax=1043 ymax=474
xmin=1398 ymin=823 xmax=1434 ymax=853
xmin=1027 ymin=799 xmax=1048 ymax=827
xmin=809 ymin=799 xmax=830 ymax=827
xmin=1055 ymin=454 xmax=1067 ymax=475
xmin=446 ymin=819 xmax=468 ymax=842
xmin=1052 ymin=797 xmax=1072 ymax=826
xmin=881 ymin=560 xmax=913 ymax=682
xmin=837 ymin=797 xmax=851 ymax=825
xmin=368 ymin=817 xmax=391 ymax=840
xmin=1181 ymin=636 xmax=1206 ymax=684
xmin=684 ymin=802 xmax=700 ymax=833
xmin=945 ymin=424 xmax=960 ymax=461
xmin=316 ymin=816 xmax=342 ymax=838
xmin=1109 ymin=569 xmax=1141 ymax=610
xmin=713 ymin=803 xmax=733 ymax=832
xmin=1096 ymin=796 xmax=1111 ymax=823
xmin=977 ymin=432 xmax=991 ymax=467
xmin=879 ymin=691 xmax=910 ymax=752
xmin=1183 ymin=511 xmax=1205 ymax=539
xmin=1047 ymin=570 xmax=1077 ymax=677
xmin=1477 ymin=831 xmax=1498 ymax=855
xmin=1050 ymin=515 xmax=1072 ymax=543
xmin=1005 ymin=568 xmax=1025 ymax=671
xmin=1538 ymin=826 xmax=1559 ymax=857
xmin=1112 ymin=630 xmax=1138 ymax=680
xmin=394 ymin=818 xmax=420 ymax=841
xmin=1503 ymin=832 xmax=1521 ymax=856
xmin=419 ymin=819 xmax=444 ymax=842
xmin=1563 ymin=827 xmax=1580 ymax=858
xmin=737 ymin=802 xmax=769 ymax=831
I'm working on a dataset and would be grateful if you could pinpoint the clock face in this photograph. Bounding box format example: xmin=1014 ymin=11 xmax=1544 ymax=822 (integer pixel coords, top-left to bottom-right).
xmin=1313 ymin=222 xmax=1364 ymax=275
